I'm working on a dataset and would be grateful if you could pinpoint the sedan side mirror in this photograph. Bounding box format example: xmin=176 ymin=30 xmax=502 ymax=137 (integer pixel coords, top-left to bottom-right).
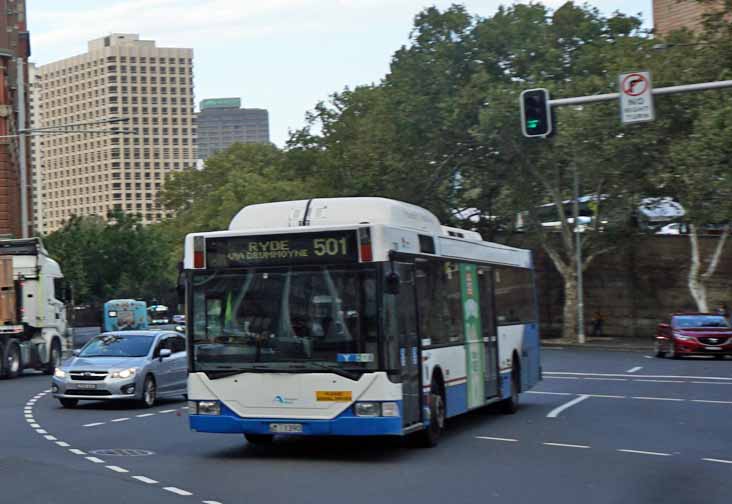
xmin=159 ymin=349 xmax=173 ymax=360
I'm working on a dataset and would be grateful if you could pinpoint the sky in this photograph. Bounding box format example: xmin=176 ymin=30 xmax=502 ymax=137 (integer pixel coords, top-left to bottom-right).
xmin=27 ymin=0 xmax=652 ymax=146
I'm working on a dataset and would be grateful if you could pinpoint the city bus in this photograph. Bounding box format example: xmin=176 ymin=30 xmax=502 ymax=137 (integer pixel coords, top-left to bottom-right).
xmin=103 ymin=299 xmax=148 ymax=332
xmin=182 ymin=197 xmax=541 ymax=446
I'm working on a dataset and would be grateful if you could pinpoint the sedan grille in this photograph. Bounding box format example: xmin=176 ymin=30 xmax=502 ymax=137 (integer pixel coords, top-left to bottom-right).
xmin=69 ymin=371 xmax=108 ymax=381
xmin=697 ymin=337 xmax=730 ymax=345
xmin=65 ymin=389 xmax=112 ymax=396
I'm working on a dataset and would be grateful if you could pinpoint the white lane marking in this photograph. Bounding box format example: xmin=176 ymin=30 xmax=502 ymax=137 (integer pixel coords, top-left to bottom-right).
xmin=85 ymin=456 xmax=106 ymax=464
xmin=163 ymin=487 xmax=193 ymax=496
xmin=545 ymin=371 xmax=732 ymax=381
xmin=106 ymin=465 xmax=129 ymax=473
xmin=44 ymin=435 xmax=57 ymax=441
xmin=181 ymin=406 xmax=188 ymax=410
xmin=30 ymin=423 xmax=40 ymax=428
xmin=136 ymin=413 xmax=155 ymax=418
xmin=69 ymin=449 xmax=86 ymax=455
xmin=632 ymin=396 xmax=685 ymax=402
xmin=56 ymin=441 xmax=70 ymax=447
xmin=526 ymin=391 xmax=573 ymax=396
xmin=691 ymin=399 xmax=732 ymax=405
xmin=644 ymin=355 xmax=653 ymax=359
xmin=35 ymin=429 xmax=48 ymax=434
xmin=702 ymin=458 xmax=732 ymax=464
xmin=202 ymin=501 xmax=223 ymax=504
xmin=543 ymin=442 xmax=591 ymax=449
xmin=159 ymin=409 xmax=176 ymax=414
xmin=83 ymin=422 xmax=105 ymax=427
xmin=618 ymin=449 xmax=671 ymax=457
xmin=627 ymin=366 xmax=643 ymax=373
xmin=476 ymin=436 xmax=519 ymax=442
xmin=547 ymin=395 xmax=591 ymax=418
xmin=691 ymin=381 xmax=732 ymax=385
xmin=634 ymin=379 xmax=684 ymax=383
xmin=584 ymin=377 xmax=627 ymax=381
xmin=132 ymin=475 xmax=159 ymax=484
xmin=111 ymin=417 xmax=130 ymax=423
xmin=586 ymin=394 xmax=626 ymax=399
xmin=543 ymin=376 xmax=580 ymax=380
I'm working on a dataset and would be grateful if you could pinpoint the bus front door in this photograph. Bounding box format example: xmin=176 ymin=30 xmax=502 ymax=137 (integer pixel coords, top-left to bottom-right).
xmin=384 ymin=262 xmax=421 ymax=427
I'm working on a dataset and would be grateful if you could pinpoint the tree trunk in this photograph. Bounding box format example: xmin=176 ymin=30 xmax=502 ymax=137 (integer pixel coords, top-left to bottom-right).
xmin=562 ymin=272 xmax=579 ymax=341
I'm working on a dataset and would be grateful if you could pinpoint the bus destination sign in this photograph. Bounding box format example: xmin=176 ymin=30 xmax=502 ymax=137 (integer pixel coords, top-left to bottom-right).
xmin=206 ymin=230 xmax=359 ymax=268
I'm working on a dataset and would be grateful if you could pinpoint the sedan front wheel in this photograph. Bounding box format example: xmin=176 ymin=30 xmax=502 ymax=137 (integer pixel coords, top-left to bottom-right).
xmin=141 ymin=375 xmax=157 ymax=408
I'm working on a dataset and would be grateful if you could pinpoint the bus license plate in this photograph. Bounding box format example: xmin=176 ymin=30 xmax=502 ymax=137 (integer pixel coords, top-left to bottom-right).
xmin=77 ymin=383 xmax=97 ymax=389
xmin=269 ymin=423 xmax=303 ymax=433
xmin=705 ymin=346 xmax=722 ymax=351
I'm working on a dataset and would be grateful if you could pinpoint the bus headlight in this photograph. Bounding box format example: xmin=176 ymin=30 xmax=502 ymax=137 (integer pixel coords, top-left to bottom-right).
xmin=187 ymin=401 xmax=199 ymax=414
xmin=354 ymin=402 xmax=380 ymax=417
xmin=381 ymin=402 xmax=399 ymax=417
xmin=198 ymin=401 xmax=221 ymax=415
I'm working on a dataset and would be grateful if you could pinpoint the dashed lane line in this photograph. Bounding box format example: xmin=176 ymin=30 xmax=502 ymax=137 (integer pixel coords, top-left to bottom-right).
xmin=526 ymin=391 xmax=573 ymax=396
xmin=691 ymin=399 xmax=732 ymax=405
xmin=584 ymin=377 xmax=627 ymax=381
xmin=164 ymin=487 xmax=193 ymax=496
xmin=136 ymin=413 xmax=156 ymax=418
xmin=24 ymin=389 xmax=220 ymax=502
xmin=545 ymin=371 xmax=732 ymax=381
xmin=476 ymin=436 xmax=518 ymax=442
xmin=531 ymin=390 xmax=732 ymax=405
xmin=82 ymin=407 xmax=186 ymax=427
xmin=632 ymin=396 xmax=685 ymax=402
xmin=543 ymin=442 xmax=591 ymax=449
xmin=634 ymin=379 xmax=684 ymax=383
xmin=691 ymin=381 xmax=732 ymax=385
xmin=703 ymin=458 xmax=732 ymax=464
xmin=547 ymin=395 xmax=591 ymax=418
xmin=618 ymin=449 xmax=671 ymax=457
xmin=626 ymin=366 xmax=643 ymax=373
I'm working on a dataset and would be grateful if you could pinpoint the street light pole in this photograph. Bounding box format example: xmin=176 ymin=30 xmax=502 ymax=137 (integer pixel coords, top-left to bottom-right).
xmin=16 ymin=58 xmax=28 ymax=238
xmin=572 ymin=163 xmax=585 ymax=344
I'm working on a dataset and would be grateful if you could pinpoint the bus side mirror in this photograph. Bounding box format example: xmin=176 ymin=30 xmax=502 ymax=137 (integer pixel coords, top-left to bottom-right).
xmin=385 ymin=272 xmax=400 ymax=295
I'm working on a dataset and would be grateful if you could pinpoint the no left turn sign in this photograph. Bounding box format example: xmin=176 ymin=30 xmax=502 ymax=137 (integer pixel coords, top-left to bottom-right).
xmin=619 ymin=71 xmax=655 ymax=124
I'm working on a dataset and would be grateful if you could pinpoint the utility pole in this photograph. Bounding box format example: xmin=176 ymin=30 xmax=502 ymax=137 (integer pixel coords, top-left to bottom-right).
xmin=572 ymin=163 xmax=585 ymax=344
xmin=16 ymin=58 xmax=28 ymax=238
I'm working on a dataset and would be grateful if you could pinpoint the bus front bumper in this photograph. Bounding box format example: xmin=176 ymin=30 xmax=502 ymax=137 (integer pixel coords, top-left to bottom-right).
xmin=189 ymin=403 xmax=405 ymax=436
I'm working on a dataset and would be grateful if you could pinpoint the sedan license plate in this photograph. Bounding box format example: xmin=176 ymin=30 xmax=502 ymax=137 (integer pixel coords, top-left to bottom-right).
xmin=76 ymin=383 xmax=97 ymax=389
xmin=269 ymin=423 xmax=303 ymax=433
xmin=705 ymin=346 xmax=722 ymax=351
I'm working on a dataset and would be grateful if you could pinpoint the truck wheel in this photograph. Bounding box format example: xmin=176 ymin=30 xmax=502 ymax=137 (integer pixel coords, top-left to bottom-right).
xmin=44 ymin=339 xmax=62 ymax=375
xmin=2 ymin=341 xmax=21 ymax=379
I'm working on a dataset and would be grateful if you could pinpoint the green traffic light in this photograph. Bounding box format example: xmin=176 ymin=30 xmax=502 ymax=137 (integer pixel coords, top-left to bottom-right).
xmin=527 ymin=119 xmax=539 ymax=129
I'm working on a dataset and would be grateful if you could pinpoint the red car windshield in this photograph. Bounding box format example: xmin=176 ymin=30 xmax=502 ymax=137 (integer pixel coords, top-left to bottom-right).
xmin=673 ymin=315 xmax=730 ymax=328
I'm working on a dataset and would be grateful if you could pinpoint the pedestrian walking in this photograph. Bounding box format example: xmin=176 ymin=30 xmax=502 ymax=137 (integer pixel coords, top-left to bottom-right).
xmin=591 ymin=310 xmax=605 ymax=337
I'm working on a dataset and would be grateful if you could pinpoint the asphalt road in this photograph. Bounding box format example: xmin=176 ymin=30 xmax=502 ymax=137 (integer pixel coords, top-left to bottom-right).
xmin=2 ymin=348 xmax=731 ymax=504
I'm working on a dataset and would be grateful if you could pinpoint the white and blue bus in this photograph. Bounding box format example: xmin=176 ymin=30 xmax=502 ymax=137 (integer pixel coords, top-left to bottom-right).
xmin=182 ymin=197 xmax=541 ymax=446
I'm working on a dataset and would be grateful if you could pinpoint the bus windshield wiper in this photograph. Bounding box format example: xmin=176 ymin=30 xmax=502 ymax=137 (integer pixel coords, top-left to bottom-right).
xmin=285 ymin=361 xmax=361 ymax=381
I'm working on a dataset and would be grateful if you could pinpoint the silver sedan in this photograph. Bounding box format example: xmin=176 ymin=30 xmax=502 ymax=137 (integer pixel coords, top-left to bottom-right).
xmin=52 ymin=330 xmax=187 ymax=408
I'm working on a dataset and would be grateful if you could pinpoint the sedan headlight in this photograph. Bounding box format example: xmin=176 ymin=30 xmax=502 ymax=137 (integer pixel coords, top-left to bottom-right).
xmin=673 ymin=332 xmax=694 ymax=341
xmin=54 ymin=368 xmax=66 ymax=379
xmin=197 ymin=401 xmax=221 ymax=415
xmin=110 ymin=368 xmax=137 ymax=379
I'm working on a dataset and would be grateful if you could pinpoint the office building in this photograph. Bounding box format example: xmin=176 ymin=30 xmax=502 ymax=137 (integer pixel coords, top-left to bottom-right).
xmin=654 ymin=0 xmax=725 ymax=35
xmin=196 ymin=98 xmax=269 ymax=159
xmin=38 ymin=34 xmax=195 ymax=231
xmin=0 ymin=0 xmax=30 ymax=238
xmin=28 ymin=62 xmax=45 ymax=234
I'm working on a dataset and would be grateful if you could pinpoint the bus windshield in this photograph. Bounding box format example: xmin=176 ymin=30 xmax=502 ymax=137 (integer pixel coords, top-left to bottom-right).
xmin=190 ymin=266 xmax=378 ymax=374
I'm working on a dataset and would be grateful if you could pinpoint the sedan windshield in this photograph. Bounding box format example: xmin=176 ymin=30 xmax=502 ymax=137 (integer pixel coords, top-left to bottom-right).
xmin=80 ymin=334 xmax=155 ymax=357
xmin=673 ymin=315 xmax=731 ymax=328
xmin=191 ymin=266 xmax=378 ymax=373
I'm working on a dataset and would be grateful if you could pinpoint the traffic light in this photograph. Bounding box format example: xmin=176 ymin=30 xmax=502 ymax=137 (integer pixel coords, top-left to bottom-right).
xmin=520 ymin=88 xmax=553 ymax=138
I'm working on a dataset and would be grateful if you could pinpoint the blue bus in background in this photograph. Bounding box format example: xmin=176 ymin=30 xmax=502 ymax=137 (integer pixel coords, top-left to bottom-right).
xmin=103 ymin=299 xmax=148 ymax=332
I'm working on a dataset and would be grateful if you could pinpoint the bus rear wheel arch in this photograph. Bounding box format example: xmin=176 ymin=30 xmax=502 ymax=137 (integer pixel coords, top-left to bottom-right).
xmin=500 ymin=354 xmax=521 ymax=414
xmin=418 ymin=371 xmax=445 ymax=447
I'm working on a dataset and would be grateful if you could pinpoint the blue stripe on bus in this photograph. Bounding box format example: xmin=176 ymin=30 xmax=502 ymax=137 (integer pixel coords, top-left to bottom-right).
xmin=445 ymin=383 xmax=468 ymax=418
xmin=190 ymin=402 xmax=404 ymax=436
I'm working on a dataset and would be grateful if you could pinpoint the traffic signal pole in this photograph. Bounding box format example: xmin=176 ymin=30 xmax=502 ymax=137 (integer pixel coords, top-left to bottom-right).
xmin=521 ymin=77 xmax=732 ymax=343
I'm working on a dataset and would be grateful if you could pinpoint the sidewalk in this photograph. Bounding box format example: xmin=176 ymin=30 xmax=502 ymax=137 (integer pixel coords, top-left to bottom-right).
xmin=541 ymin=336 xmax=653 ymax=352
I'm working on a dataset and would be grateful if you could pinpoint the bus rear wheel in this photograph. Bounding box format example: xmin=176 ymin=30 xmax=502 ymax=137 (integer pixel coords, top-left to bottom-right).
xmin=501 ymin=359 xmax=520 ymax=414
xmin=245 ymin=434 xmax=274 ymax=445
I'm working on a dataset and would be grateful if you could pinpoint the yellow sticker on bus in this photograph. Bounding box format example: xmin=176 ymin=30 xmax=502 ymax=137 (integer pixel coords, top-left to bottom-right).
xmin=316 ymin=391 xmax=353 ymax=402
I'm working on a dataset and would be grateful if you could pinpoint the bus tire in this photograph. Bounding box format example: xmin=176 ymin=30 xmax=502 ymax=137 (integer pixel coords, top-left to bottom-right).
xmin=419 ymin=380 xmax=445 ymax=448
xmin=500 ymin=358 xmax=520 ymax=414
xmin=2 ymin=340 xmax=22 ymax=379
xmin=245 ymin=434 xmax=274 ymax=445
xmin=44 ymin=338 xmax=62 ymax=375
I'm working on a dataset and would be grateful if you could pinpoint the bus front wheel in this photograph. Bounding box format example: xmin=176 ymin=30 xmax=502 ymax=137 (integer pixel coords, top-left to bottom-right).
xmin=419 ymin=383 xmax=445 ymax=448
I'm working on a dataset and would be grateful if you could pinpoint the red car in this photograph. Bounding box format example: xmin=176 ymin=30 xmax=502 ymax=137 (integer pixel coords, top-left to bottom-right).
xmin=655 ymin=313 xmax=732 ymax=359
